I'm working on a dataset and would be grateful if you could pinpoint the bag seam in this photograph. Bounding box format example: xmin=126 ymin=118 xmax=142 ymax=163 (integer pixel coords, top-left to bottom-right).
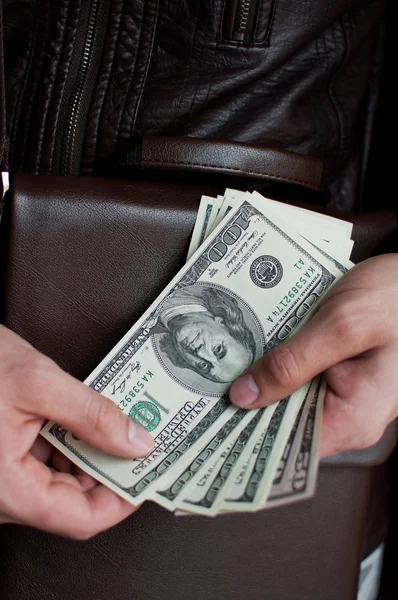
xmin=142 ymin=157 xmax=320 ymax=189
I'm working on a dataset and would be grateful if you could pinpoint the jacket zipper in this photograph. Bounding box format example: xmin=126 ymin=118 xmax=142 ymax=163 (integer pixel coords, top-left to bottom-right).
xmin=52 ymin=0 xmax=110 ymax=176
xmin=223 ymin=0 xmax=272 ymax=45
xmin=234 ymin=0 xmax=253 ymax=42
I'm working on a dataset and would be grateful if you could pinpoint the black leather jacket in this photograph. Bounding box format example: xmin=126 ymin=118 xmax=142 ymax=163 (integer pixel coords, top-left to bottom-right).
xmin=0 ymin=0 xmax=389 ymax=212
xmin=0 ymin=4 xmax=396 ymax=600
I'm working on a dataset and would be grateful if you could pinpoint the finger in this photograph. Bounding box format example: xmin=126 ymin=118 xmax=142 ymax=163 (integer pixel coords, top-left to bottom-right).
xmin=51 ymin=452 xmax=99 ymax=491
xmin=47 ymin=464 xmax=99 ymax=492
xmin=320 ymin=347 xmax=395 ymax=458
xmin=72 ymin=469 xmax=100 ymax=492
xmin=30 ymin=436 xmax=55 ymax=463
xmin=24 ymin=434 xmax=99 ymax=491
xmin=13 ymin=454 xmax=137 ymax=539
xmin=229 ymin=291 xmax=387 ymax=409
xmin=319 ymin=385 xmax=359 ymax=459
xmin=48 ymin=469 xmax=98 ymax=492
xmin=47 ymin=469 xmax=88 ymax=490
xmin=51 ymin=450 xmax=74 ymax=474
xmin=23 ymin=357 xmax=154 ymax=458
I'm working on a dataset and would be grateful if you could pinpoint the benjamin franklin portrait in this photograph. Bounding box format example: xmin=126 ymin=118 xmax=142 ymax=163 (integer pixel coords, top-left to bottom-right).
xmin=151 ymin=284 xmax=264 ymax=396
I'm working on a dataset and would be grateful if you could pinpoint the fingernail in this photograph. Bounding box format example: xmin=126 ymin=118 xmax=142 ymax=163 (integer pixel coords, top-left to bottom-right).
xmin=229 ymin=374 xmax=259 ymax=408
xmin=128 ymin=422 xmax=154 ymax=455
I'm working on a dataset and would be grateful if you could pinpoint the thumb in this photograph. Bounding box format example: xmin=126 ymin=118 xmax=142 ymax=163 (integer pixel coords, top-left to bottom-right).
xmin=36 ymin=366 xmax=154 ymax=458
xmin=229 ymin=301 xmax=376 ymax=409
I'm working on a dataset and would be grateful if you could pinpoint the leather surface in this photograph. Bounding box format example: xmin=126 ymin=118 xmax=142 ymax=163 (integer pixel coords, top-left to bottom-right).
xmin=0 ymin=467 xmax=380 ymax=600
xmin=2 ymin=0 xmax=387 ymax=210
xmin=140 ymin=136 xmax=323 ymax=191
xmin=2 ymin=174 xmax=217 ymax=378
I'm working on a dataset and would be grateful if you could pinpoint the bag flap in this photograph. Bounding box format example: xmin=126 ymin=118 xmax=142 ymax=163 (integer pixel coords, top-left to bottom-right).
xmin=1 ymin=173 xmax=396 ymax=468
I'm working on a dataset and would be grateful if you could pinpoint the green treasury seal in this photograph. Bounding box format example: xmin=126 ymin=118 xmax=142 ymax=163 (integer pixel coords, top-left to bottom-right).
xmin=129 ymin=401 xmax=161 ymax=432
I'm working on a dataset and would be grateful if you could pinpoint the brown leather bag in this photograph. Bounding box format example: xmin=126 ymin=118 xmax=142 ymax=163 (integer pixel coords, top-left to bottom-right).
xmin=0 ymin=140 xmax=397 ymax=600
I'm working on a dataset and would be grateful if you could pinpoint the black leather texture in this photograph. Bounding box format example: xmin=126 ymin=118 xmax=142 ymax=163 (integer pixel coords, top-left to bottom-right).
xmin=2 ymin=0 xmax=387 ymax=211
xmin=0 ymin=466 xmax=381 ymax=600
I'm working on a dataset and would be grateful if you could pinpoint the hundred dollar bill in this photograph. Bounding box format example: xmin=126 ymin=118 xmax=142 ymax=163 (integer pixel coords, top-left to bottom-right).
xmin=266 ymin=376 xmax=324 ymax=507
xmin=186 ymin=195 xmax=216 ymax=260
xmin=163 ymin=383 xmax=308 ymax=514
xmin=179 ymin=406 xmax=279 ymax=516
xmin=181 ymin=191 xmax=352 ymax=514
xmin=183 ymin=194 xmax=348 ymax=514
xmin=204 ymin=189 xmax=354 ymax=263
xmin=179 ymin=195 xmax=332 ymax=514
xmin=174 ymin=410 xmax=265 ymax=515
xmin=170 ymin=391 xmax=306 ymax=516
xmin=209 ymin=194 xmax=224 ymax=231
xmin=226 ymin=189 xmax=353 ymax=240
xmin=42 ymin=193 xmax=347 ymax=508
xmin=154 ymin=408 xmax=255 ymax=512
xmin=217 ymin=409 xmax=272 ymax=513
xmin=192 ymin=191 xmax=352 ymax=274
xmin=264 ymin=196 xmax=353 ymax=240
xmin=187 ymin=194 xmax=224 ymax=260
xmin=189 ymin=194 xmax=224 ymax=260
xmin=228 ymin=190 xmax=354 ymax=260
xmin=218 ymin=389 xmax=309 ymax=513
xmin=211 ymin=196 xmax=236 ymax=230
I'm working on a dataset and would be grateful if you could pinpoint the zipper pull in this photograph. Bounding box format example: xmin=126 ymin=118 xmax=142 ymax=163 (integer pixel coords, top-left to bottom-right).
xmin=234 ymin=0 xmax=252 ymax=42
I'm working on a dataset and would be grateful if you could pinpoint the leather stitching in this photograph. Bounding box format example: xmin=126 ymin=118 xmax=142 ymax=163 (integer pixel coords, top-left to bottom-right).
xmin=18 ymin=0 xmax=52 ymax=172
xmin=36 ymin=4 xmax=70 ymax=174
xmin=131 ymin=0 xmax=159 ymax=133
xmin=142 ymin=157 xmax=320 ymax=189
xmin=93 ymin=0 xmax=125 ymax=166
xmin=115 ymin=0 xmax=145 ymax=143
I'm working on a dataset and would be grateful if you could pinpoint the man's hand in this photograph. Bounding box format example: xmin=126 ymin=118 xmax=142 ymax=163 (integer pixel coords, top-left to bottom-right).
xmin=0 ymin=326 xmax=153 ymax=539
xmin=229 ymin=254 xmax=398 ymax=459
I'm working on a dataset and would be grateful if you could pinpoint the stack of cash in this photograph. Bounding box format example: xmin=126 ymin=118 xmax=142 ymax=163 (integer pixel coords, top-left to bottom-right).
xmin=42 ymin=189 xmax=354 ymax=516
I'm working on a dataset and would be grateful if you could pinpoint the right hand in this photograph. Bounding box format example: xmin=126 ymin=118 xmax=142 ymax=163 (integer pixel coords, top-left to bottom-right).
xmin=0 ymin=325 xmax=153 ymax=539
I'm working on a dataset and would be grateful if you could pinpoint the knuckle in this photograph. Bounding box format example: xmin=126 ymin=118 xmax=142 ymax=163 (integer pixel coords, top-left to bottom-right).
xmin=11 ymin=349 xmax=53 ymax=401
xmin=86 ymin=393 xmax=115 ymax=434
xmin=325 ymin=363 xmax=361 ymax=398
xmin=267 ymin=345 xmax=301 ymax=391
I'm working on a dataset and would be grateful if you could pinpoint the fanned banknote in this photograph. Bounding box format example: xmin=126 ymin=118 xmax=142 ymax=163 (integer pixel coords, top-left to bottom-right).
xmin=180 ymin=190 xmax=352 ymax=514
xmin=180 ymin=191 xmax=352 ymax=513
xmin=42 ymin=190 xmax=353 ymax=514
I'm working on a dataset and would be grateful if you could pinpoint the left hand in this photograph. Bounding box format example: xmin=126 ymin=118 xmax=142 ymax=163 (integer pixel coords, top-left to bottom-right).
xmin=229 ymin=254 xmax=398 ymax=458
xmin=0 ymin=326 xmax=153 ymax=538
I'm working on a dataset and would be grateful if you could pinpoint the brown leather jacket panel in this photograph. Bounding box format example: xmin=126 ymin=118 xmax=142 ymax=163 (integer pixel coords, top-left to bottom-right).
xmin=2 ymin=0 xmax=387 ymax=211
